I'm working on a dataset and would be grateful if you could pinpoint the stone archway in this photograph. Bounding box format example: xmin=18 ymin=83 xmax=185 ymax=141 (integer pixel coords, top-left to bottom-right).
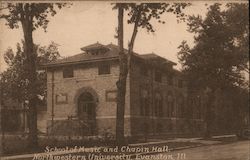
xmin=74 ymin=87 xmax=99 ymax=104
xmin=74 ymin=87 xmax=98 ymax=135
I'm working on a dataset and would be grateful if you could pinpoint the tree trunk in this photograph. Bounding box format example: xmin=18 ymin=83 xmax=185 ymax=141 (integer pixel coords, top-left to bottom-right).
xmin=116 ymin=5 xmax=127 ymax=145
xmin=115 ymin=5 xmax=141 ymax=145
xmin=21 ymin=16 xmax=38 ymax=148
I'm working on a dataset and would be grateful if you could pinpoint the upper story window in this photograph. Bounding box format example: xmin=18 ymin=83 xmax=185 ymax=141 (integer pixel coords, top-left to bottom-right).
xmin=178 ymin=79 xmax=183 ymax=88
xmin=98 ymin=63 xmax=110 ymax=75
xmin=63 ymin=67 xmax=74 ymax=78
xmin=167 ymin=75 xmax=173 ymax=85
xmin=140 ymin=66 xmax=149 ymax=77
xmin=155 ymin=71 xmax=162 ymax=82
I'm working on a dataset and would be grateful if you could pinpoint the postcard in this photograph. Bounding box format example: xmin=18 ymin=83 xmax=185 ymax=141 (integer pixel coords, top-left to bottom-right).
xmin=0 ymin=1 xmax=249 ymax=160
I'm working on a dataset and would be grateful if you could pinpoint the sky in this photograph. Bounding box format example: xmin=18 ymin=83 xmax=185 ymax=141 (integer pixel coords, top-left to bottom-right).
xmin=0 ymin=1 xmax=214 ymax=72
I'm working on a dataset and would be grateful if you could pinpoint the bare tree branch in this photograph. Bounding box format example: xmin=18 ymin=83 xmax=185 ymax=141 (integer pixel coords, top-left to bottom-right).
xmin=0 ymin=7 xmax=8 ymax=10
xmin=0 ymin=14 xmax=9 ymax=19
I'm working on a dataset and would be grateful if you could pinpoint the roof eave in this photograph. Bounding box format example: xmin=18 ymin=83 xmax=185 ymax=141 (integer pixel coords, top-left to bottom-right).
xmin=40 ymin=56 xmax=119 ymax=69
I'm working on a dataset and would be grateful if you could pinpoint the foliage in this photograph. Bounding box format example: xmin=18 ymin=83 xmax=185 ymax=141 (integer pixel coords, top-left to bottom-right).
xmin=178 ymin=3 xmax=249 ymax=91
xmin=177 ymin=3 xmax=249 ymax=137
xmin=0 ymin=42 xmax=61 ymax=105
xmin=1 ymin=3 xmax=68 ymax=31
xmin=113 ymin=3 xmax=190 ymax=143
xmin=1 ymin=3 xmax=68 ymax=146
xmin=114 ymin=3 xmax=190 ymax=33
xmin=0 ymin=3 xmax=68 ymax=100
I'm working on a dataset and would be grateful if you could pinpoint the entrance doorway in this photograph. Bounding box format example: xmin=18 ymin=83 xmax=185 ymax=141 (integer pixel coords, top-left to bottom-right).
xmin=78 ymin=92 xmax=96 ymax=135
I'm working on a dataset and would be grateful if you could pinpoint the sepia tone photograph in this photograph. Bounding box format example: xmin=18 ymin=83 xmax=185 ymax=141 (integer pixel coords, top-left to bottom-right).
xmin=0 ymin=1 xmax=249 ymax=160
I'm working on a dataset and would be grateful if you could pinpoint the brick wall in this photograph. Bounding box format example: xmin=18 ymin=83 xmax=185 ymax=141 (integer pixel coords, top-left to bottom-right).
xmin=46 ymin=58 xmax=205 ymax=138
xmin=46 ymin=61 xmax=131 ymax=136
xmin=129 ymin=59 xmax=204 ymax=137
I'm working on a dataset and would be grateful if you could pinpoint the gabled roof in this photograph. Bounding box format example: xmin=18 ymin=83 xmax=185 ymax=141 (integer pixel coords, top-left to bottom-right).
xmin=41 ymin=42 xmax=177 ymax=67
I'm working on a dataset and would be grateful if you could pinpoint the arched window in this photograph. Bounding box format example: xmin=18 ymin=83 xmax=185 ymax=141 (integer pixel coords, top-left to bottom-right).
xmin=178 ymin=94 xmax=185 ymax=118
xmin=157 ymin=123 xmax=163 ymax=133
xmin=196 ymin=95 xmax=202 ymax=119
xmin=167 ymin=91 xmax=175 ymax=117
xmin=140 ymin=89 xmax=149 ymax=116
xmin=191 ymin=95 xmax=202 ymax=119
xmin=155 ymin=92 xmax=163 ymax=117
xmin=191 ymin=97 xmax=195 ymax=118
xmin=186 ymin=96 xmax=194 ymax=119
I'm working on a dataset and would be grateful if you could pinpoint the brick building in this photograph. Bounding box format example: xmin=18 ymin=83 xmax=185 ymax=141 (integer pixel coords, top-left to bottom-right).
xmin=42 ymin=42 xmax=204 ymax=138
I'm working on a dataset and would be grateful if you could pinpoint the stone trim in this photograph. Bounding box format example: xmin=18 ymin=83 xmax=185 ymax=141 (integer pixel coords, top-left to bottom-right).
xmin=55 ymin=93 xmax=68 ymax=104
xmin=74 ymin=87 xmax=99 ymax=104
xmin=47 ymin=75 xmax=120 ymax=84
xmin=105 ymin=90 xmax=117 ymax=102
xmin=51 ymin=116 xmax=203 ymax=121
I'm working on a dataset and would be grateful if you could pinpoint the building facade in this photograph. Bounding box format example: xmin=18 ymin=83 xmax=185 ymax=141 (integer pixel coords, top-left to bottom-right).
xmin=42 ymin=43 xmax=204 ymax=138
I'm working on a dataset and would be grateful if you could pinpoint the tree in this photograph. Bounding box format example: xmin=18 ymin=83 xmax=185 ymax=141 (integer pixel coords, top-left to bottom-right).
xmin=0 ymin=3 xmax=67 ymax=147
xmin=178 ymin=3 xmax=249 ymax=137
xmin=0 ymin=41 xmax=60 ymax=155
xmin=114 ymin=3 xmax=190 ymax=144
xmin=1 ymin=42 xmax=60 ymax=104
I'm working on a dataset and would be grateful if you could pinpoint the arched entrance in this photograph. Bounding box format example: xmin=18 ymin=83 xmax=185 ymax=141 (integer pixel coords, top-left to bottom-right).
xmin=78 ymin=92 xmax=96 ymax=135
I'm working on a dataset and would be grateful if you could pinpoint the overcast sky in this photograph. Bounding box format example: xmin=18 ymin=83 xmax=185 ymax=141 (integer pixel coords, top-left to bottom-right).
xmin=0 ymin=1 xmax=214 ymax=72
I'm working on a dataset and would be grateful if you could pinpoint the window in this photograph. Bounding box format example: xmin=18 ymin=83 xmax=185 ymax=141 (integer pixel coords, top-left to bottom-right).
xmin=168 ymin=121 xmax=173 ymax=131
xmin=167 ymin=75 xmax=173 ymax=85
xmin=141 ymin=66 xmax=149 ymax=77
xmin=156 ymin=123 xmax=163 ymax=133
xmin=167 ymin=91 xmax=175 ymax=117
xmin=98 ymin=63 xmax=110 ymax=75
xmin=63 ymin=67 xmax=74 ymax=78
xmin=140 ymin=89 xmax=150 ymax=116
xmin=155 ymin=93 xmax=163 ymax=117
xmin=189 ymin=97 xmax=195 ymax=118
xmin=198 ymin=96 xmax=202 ymax=119
xmin=178 ymin=95 xmax=185 ymax=118
xmin=178 ymin=79 xmax=183 ymax=88
xmin=195 ymin=96 xmax=202 ymax=119
xmin=155 ymin=71 xmax=162 ymax=82
xmin=143 ymin=122 xmax=149 ymax=134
